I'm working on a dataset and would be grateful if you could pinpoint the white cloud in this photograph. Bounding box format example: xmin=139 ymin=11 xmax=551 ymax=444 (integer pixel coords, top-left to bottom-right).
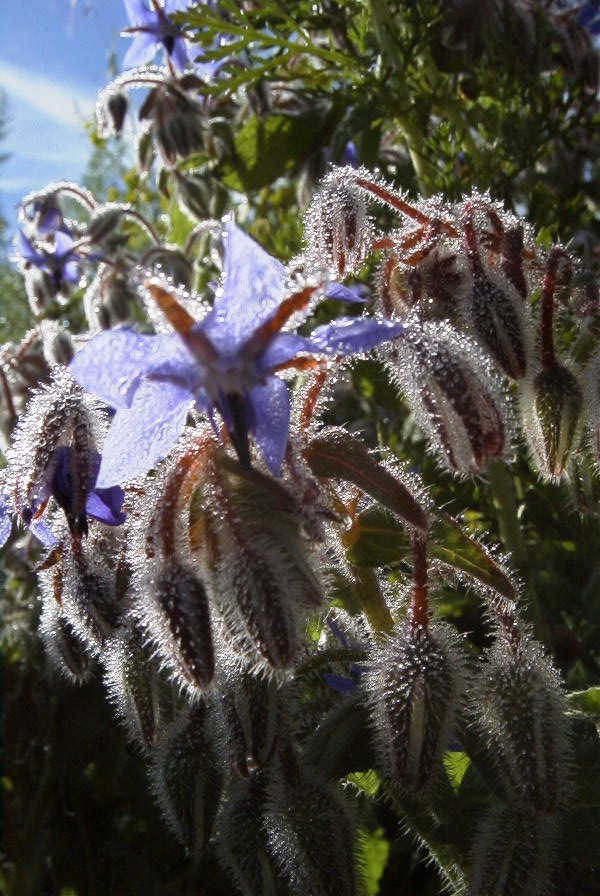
xmin=0 ymin=61 xmax=95 ymax=129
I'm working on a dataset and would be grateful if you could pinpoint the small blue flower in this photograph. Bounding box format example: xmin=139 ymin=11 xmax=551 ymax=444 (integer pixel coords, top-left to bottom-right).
xmin=70 ymin=216 xmax=403 ymax=486
xmin=0 ymin=447 xmax=125 ymax=550
xmin=16 ymin=229 xmax=82 ymax=292
xmin=122 ymin=0 xmax=195 ymax=72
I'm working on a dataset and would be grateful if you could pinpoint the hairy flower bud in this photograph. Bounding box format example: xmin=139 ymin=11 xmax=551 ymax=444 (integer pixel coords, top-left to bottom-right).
xmin=365 ymin=617 xmax=466 ymax=794
xmin=218 ymin=672 xmax=281 ymax=778
xmin=151 ymin=702 xmax=223 ymax=853
xmin=39 ymin=592 xmax=92 ymax=683
xmin=146 ymin=559 xmax=215 ymax=692
xmin=265 ymin=750 xmax=358 ymax=896
xmin=469 ymin=805 xmax=558 ymax=896
xmin=304 ymin=168 xmax=373 ymax=277
xmin=521 ymin=361 xmax=583 ymax=480
xmin=102 ymin=627 xmax=164 ymax=751
xmin=462 ymin=210 xmax=531 ymax=379
xmin=193 ymin=455 xmax=324 ymax=670
xmin=384 ymin=319 xmax=509 ymax=474
xmin=470 ymin=624 xmax=570 ymax=813
xmin=105 ymin=90 xmax=128 ymax=135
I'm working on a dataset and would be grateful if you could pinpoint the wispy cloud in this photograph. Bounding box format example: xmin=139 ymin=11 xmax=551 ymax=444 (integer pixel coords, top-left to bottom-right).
xmin=0 ymin=61 xmax=95 ymax=129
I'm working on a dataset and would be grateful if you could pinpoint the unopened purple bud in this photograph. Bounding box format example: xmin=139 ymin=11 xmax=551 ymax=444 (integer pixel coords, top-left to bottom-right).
xmin=470 ymin=625 xmax=570 ymax=813
xmin=386 ymin=320 xmax=509 ymax=474
xmin=521 ymin=361 xmax=583 ymax=480
xmin=153 ymin=559 xmax=215 ymax=691
xmin=365 ymin=617 xmax=466 ymax=794
xmin=304 ymin=168 xmax=372 ymax=277
xmin=151 ymin=702 xmax=223 ymax=853
xmin=470 ymin=805 xmax=558 ymax=896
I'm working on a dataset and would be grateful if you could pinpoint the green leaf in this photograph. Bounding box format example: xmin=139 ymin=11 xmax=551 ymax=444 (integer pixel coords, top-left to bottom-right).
xmin=356 ymin=827 xmax=389 ymax=896
xmin=568 ymin=687 xmax=600 ymax=719
xmin=305 ymin=429 xmax=428 ymax=531
xmin=443 ymin=751 xmax=471 ymax=794
xmin=346 ymin=769 xmax=381 ymax=797
xmin=345 ymin=506 xmax=410 ymax=567
xmin=430 ymin=515 xmax=517 ymax=601
xmin=221 ymin=112 xmax=335 ymax=192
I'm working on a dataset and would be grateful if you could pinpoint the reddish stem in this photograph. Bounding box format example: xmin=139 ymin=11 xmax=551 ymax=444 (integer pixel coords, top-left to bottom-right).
xmin=409 ymin=531 xmax=429 ymax=629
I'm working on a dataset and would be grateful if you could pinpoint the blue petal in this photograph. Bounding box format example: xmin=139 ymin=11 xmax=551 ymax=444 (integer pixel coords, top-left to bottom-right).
xmin=70 ymin=330 xmax=193 ymax=409
xmin=247 ymin=376 xmax=290 ymax=476
xmin=203 ymin=216 xmax=286 ymax=349
xmin=0 ymin=494 xmax=12 ymax=548
xmin=16 ymin=230 xmax=43 ymax=265
xmin=53 ymin=230 xmax=76 ymax=256
xmin=29 ymin=518 xmax=59 ymax=549
xmin=257 ymin=332 xmax=313 ymax=371
xmin=123 ymin=0 xmax=156 ymax=27
xmin=325 ymin=282 xmax=368 ymax=303
xmin=164 ymin=0 xmax=191 ymax=12
xmin=96 ymin=378 xmax=193 ymax=487
xmin=86 ymin=486 xmax=126 ymax=526
xmin=123 ymin=32 xmax=160 ymax=68
xmin=169 ymin=36 xmax=189 ymax=70
xmin=308 ymin=317 xmax=405 ymax=355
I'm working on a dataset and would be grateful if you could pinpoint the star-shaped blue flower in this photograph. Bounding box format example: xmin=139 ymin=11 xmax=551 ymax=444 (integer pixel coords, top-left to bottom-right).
xmin=70 ymin=216 xmax=403 ymax=486
xmin=121 ymin=0 xmax=195 ymax=72
xmin=0 ymin=447 xmax=125 ymax=550
xmin=16 ymin=229 xmax=82 ymax=292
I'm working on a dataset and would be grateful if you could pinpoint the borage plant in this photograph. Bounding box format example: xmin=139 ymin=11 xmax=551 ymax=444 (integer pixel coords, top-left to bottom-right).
xmin=2 ymin=3 xmax=600 ymax=896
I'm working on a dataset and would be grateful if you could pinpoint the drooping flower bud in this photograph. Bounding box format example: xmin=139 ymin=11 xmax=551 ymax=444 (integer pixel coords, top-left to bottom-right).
xmin=469 ymin=805 xmax=558 ymax=896
xmin=365 ymin=615 xmax=466 ymax=794
xmin=5 ymin=367 xmax=107 ymax=537
xmin=150 ymin=701 xmax=223 ymax=853
xmin=38 ymin=590 xmax=92 ymax=684
xmin=151 ymin=559 xmax=215 ymax=692
xmin=215 ymin=670 xmax=282 ymax=778
xmin=192 ymin=453 xmax=324 ymax=670
xmin=469 ymin=621 xmax=570 ymax=813
xmin=303 ymin=167 xmax=373 ymax=277
xmin=461 ymin=207 xmax=531 ymax=379
xmin=217 ymin=775 xmax=278 ymax=895
xmin=105 ymin=90 xmax=128 ymax=135
xmin=383 ymin=319 xmax=509 ymax=474
xmin=264 ymin=747 xmax=358 ymax=896
xmin=102 ymin=626 xmax=165 ymax=751
xmin=520 ymin=361 xmax=583 ymax=480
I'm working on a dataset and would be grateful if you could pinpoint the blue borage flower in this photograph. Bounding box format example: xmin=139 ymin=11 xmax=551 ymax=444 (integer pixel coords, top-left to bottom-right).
xmin=70 ymin=215 xmax=404 ymax=486
xmin=122 ymin=0 xmax=197 ymax=72
xmin=0 ymin=447 xmax=125 ymax=550
xmin=15 ymin=229 xmax=82 ymax=292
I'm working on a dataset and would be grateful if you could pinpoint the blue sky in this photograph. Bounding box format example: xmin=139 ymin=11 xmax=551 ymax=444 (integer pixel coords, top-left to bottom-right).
xmin=0 ymin=0 xmax=128 ymax=228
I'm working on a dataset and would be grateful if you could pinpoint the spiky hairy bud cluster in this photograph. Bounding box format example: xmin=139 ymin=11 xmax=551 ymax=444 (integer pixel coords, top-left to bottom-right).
xmin=126 ymin=432 xmax=325 ymax=692
xmin=365 ymin=614 xmax=467 ymax=795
